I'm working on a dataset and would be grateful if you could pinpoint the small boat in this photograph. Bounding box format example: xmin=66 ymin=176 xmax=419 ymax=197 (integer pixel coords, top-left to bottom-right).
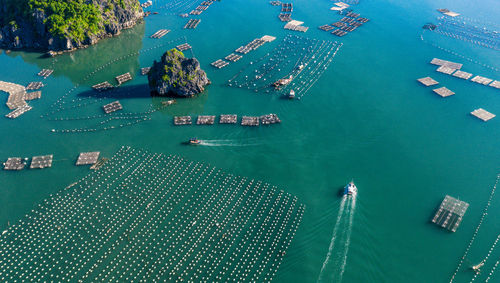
xmin=344 ymin=181 xmax=357 ymax=196
xmin=298 ymin=64 xmax=305 ymax=70
xmin=189 ymin=138 xmax=201 ymax=145
xmin=289 ymin=89 xmax=295 ymax=99
xmin=472 ymin=261 xmax=484 ymax=273
xmin=272 ymin=75 xmax=293 ymax=89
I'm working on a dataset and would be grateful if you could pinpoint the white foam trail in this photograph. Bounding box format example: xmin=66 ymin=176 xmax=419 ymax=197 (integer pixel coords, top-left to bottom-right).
xmin=317 ymin=196 xmax=347 ymax=282
xmin=317 ymin=193 xmax=357 ymax=283
xmin=198 ymin=140 xmax=263 ymax=147
xmin=337 ymin=194 xmax=357 ymax=282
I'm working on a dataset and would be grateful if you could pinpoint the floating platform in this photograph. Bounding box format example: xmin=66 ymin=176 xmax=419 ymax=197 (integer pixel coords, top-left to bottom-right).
xmin=332 ymin=29 xmax=347 ymax=37
xmin=5 ymin=105 xmax=32 ymax=119
xmin=150 ymin=29 xmax=170 ymax=39
xmin=270 ymin=1 xmax=282 ymax=6
xmin=279 ymin=13 xmax=292 ymax=22
xmin=190 ymin=9 xmax=202 ymax=15
xmin=241 ymin=116 xmax=260 ymax=126
xmin=281 ymin=3 xmax=293 ymax=12
xmin=430 ymin=58 xmax=463 ymax=70
xmin=433 ymin=86 xmax=455 ymax=97
xmin=260 ymin=114 xmax=281 ymax=125
xmin=176 ymin=43 xmax=192 ymax=51
xmin=452 ymin=70 xmax=473 ymax=80
xmin=174 ymin=116 xmax=192 ymax=125
xmin=3 ymin=157 xmax=26 ymax=170
xmin=103 ymin=101 xmax=123 ymax=114
xmin=332 ymin=21 xmax=346 ymax=28
xmin=284 ymin=20 xmax=309 ymax=32
xmin=346 ymin=11 xmax=360 ymax=18
xmin=76 ymin=152 xmax=100 ymax=165
xmin=197 ymin=115 xmax=216 ymax=125
xmin=0 ymin=146 xmax=305 ymax=282
xmin=471 ymin=108 xmax=495 ymax=121
xmin=141 ymin=67 xmax=151 ymax=75
xmin=432 ymin=195 xmax=469 ymax=232
xmin=319 ymin=25 xmax=335 ymax=31
xmin=490 ymin=80 xmax=500 ymax=89
xmin=26 ymin=82 xmax=44 ymax=90
xmin=225 ymin=53 xmax=242 ymax=62
xmin=30 ymin=155 xmax=53 ymax=169
xmin=211 ymin=59 xmax=229 ymax=69
xmin=184 ymin=19 xmax=201 ymax=29
xmin=418 ymin=77 xmax=439 ymax=86
xmin=471 ymin=75 xmax=493 ymax=85
xmin=92 ymin=81 xmax=113 ymax=91
xmin=261 ymin=35 xmax=277 ymax=42
xmin=37 ymin=69 xmax=54 ymax=79
xmin=0 ymin=81 xmax=27 ymax=110
xmin=90 ymin=158 xmax=108 ymax=170
xmin=115 ymin=72 xmax=132 ymax=85
xmin=357 ymin=17 xmax=370 ymax=23
xmin=436 ymin=65 xmax=456 ymax=75
xmin=23 ymin=91 xmax=42 ymax=101
xmin=219 ymin=114 xmax=238 ymax=124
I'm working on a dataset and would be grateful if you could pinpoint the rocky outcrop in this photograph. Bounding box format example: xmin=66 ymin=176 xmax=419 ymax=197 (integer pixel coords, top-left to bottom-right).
xmin=0 ymin=0 xmax=143 ymax=53
xmin=148 ymin=49 xmax=210 ymax=97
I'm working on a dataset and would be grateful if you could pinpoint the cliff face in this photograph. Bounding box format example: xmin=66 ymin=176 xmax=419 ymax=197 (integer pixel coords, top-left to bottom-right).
xmin=0 ymin=0 xmax=143 ymax=52
xmin=148 ymin=49 xmax=210 ymax=97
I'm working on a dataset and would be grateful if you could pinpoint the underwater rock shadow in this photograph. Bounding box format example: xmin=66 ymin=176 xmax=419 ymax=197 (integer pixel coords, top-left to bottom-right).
xmin=77 ymin=84 xmax=152 ymax=99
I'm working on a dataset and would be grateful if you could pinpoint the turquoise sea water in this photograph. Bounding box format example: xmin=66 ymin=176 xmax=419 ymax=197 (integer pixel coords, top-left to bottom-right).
xmin=0 ymin=0 xmax=499 ymax=282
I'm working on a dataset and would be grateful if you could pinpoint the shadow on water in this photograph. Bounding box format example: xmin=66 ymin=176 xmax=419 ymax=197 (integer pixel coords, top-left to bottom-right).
xmin=76 ymin=83 xmax=210 ymax=115
xmin=4 ymin=22 xmax=146 ymax=87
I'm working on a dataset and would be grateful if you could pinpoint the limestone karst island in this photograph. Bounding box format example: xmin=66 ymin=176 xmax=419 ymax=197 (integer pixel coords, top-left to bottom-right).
xmin=0 ymin=0 xmax=499 ymax=282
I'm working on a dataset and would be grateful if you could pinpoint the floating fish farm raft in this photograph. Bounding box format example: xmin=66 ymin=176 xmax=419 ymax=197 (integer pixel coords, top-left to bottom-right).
xmin=197 ymin=115 xmax=216 ymax=125
xmin=141 ymin=67 xmax=151 ymax=75
xmin=24 ymin=91 xmax=42 ymax=101
xmin=92 ymin=82 xmax=114 ymax=91
xmin=429 ymin=58 xmax=499 ymax=89
xmin=103 ymin=101 xmax=123 ymax=114
xmin=150 ymin=29 xmax=170 ymax=39
xmin=176 ymin=43 xmax=192 ymax=51
xmin=76 ymin=152 xmax=101 ymax=166
xmin=433 ymin=86 xmax=455 ymax=97
xmin=115 ymin=73 xmax=132 ymax=85
xmin=432 ymin=195 xmax=469 ymax=232
xmin=318 ymin=11 xmax=369 ymax=37
xmin=219 ymin=114 xmax=238 ymax=124
xmin=212 ymin=36 xmax=275 ymax=69
xmin=228 ymin=35 xmax=342 ymax=99
xmin=174 ymin=114 xmax=280 ymax=126
xmin=471 ymin=108 xmax=496 ymax=122
xmin=3 ymin=157 xmax=26 ymax=170
xmin=0 ymin=146 xmax=305 ymax=282
xmin=30 ymin=155 xmax=53 ymax=169
xmin=37 ymin=69 xmax=54 ymax=79
xmin=5 ymin=105 xmax=32 ymax=119
xmin=184 ymin=19 xmax=201 ymax=29
xmin=417 ymin=77 xmax=439 ymax=86
xmin=26 ymin=82 xmax=44 ymax=91
xmin=174 ymin=116 xmax=192 ymax=125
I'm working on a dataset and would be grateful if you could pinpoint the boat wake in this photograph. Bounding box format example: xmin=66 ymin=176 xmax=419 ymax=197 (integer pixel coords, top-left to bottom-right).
xmin=198 ymin=139 xmax=262 ymax=147
xmin=317 ymin=193 xmax=357 ymax=283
